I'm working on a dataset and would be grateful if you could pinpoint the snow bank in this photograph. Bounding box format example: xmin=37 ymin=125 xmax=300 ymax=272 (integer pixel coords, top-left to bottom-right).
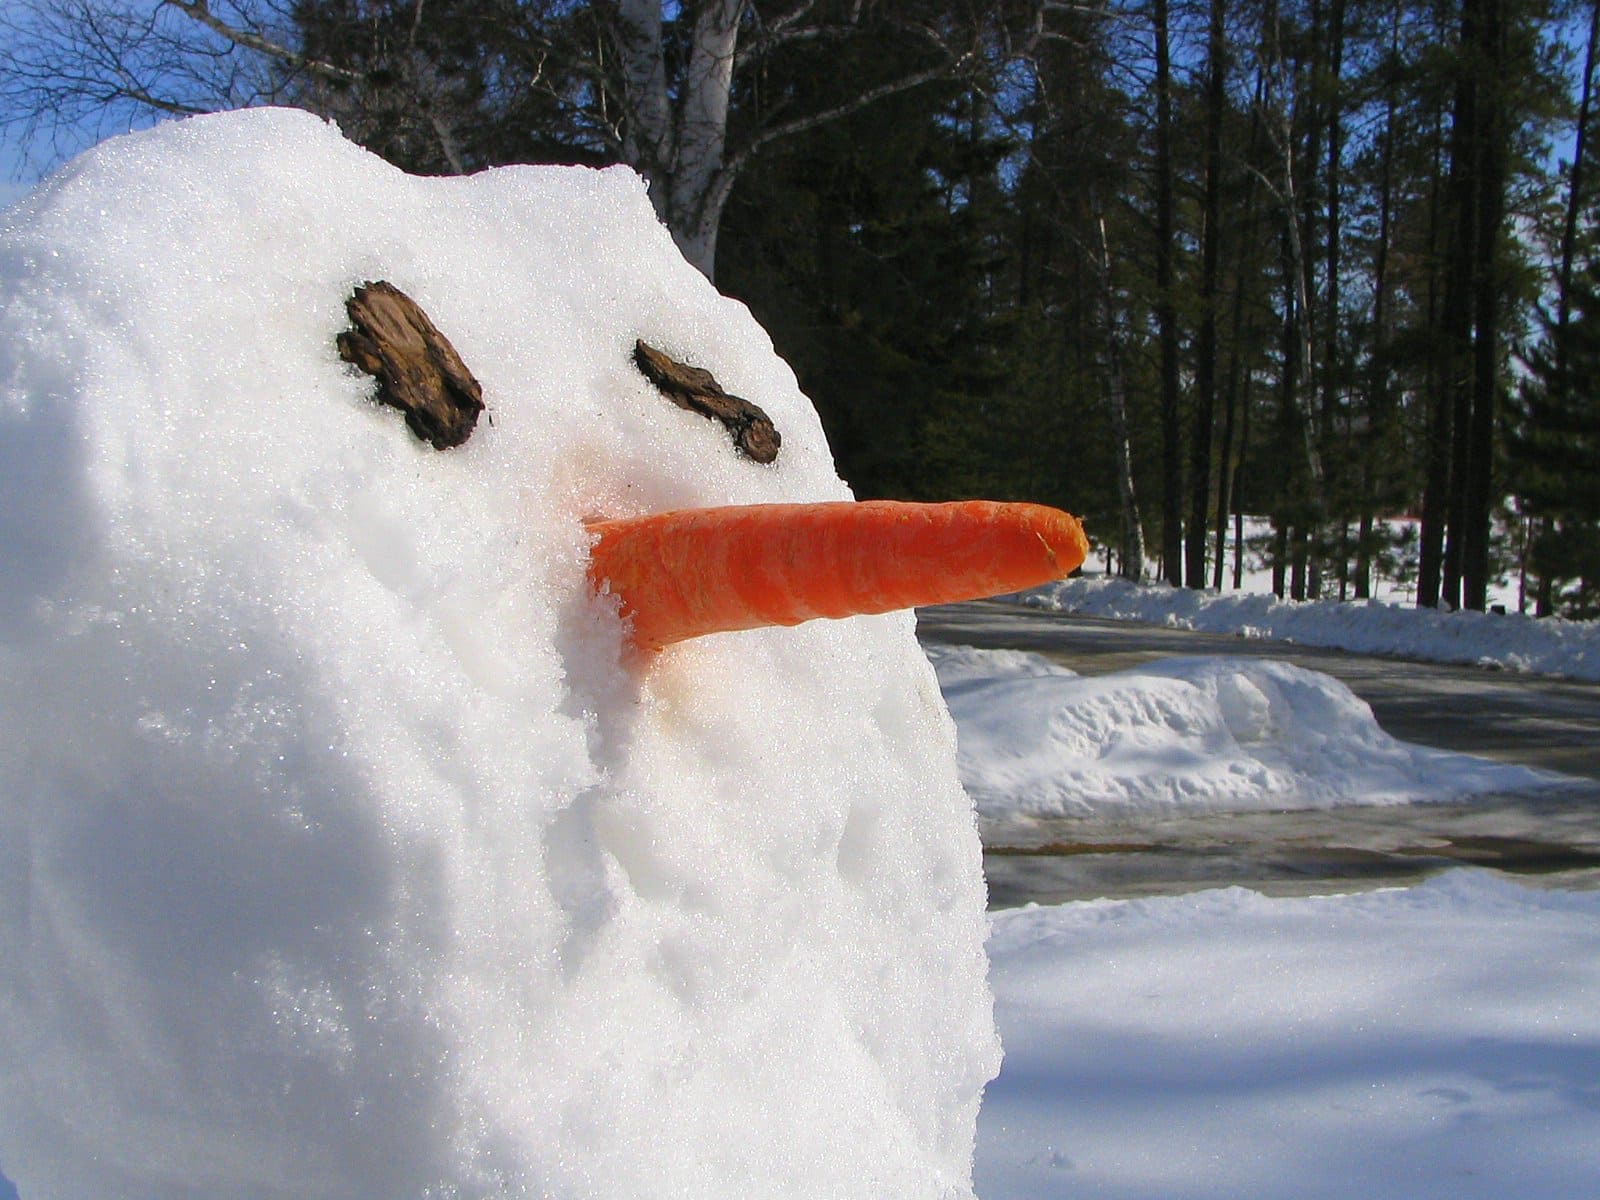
xmin=1022 ymin=575 xmax=1600 ymax=681
xmin=979 ymin=870 xmax=1600 ymax=1200
xmin=927 ymin=645 xmax=1569 ymax=819
xmin=0 ymin=110 xmax=996 ymax=1199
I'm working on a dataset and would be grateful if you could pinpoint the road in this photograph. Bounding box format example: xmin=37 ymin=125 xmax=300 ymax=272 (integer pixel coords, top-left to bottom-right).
xmin=913 ymin=600 xmax=1600 ymax=904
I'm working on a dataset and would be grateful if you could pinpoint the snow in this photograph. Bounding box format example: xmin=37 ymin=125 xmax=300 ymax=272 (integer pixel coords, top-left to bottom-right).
xmin=1021 ymin=574 xmax=1600 ymax=681
xmin=927 ymin=645 xmax=1575 ymax=823
xmin=931 ymin=643 xmax=1598 ymax=1198
xmin=0 ymin=110 xmax=995 ymax=1199
xmin=979 ymin=870 xmax=1600 ymax=1200
xmin=2 ymin=110 xmax=1592 ymax=1200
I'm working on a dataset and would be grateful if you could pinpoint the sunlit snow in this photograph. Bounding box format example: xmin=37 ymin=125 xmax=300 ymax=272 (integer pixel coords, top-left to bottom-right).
xmin=928 ymin=645 xmax=1577 ymax=822
xmin=979 ymin=871 xmax=1600 ymax=1200
xmin=0 ymin=109 xmax=994 ymax=1199
xmin=1023 ymin=575 xmax=1600 ymax=681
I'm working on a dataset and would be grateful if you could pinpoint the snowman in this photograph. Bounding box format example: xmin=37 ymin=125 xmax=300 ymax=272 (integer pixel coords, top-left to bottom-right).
xmin=0 ymin=109 xmax=1080 ymax=1200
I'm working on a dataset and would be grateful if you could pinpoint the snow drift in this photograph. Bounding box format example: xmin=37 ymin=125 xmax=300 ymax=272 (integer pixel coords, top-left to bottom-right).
xmin=927 ymin=645 xmax=1570 ymax=820
xmin=0 ymin=109 xmax=996 ymax=1199
xmin=1021 ymin=575 xmax=1600 ymax=681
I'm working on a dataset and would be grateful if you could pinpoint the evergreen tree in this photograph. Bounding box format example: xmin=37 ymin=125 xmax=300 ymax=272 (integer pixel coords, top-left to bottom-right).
xmin=717 ymin=50 xmax=1017 ymax=501
xmin=1509 ymin=257 xmax=1600 ymax=616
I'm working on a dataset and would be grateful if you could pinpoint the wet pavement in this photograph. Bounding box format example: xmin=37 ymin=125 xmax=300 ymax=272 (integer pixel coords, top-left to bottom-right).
xmin=978 ymin=795 xmax=1600 ymax=907
xmin=915 ymin=600 xmax=1600 ymax=905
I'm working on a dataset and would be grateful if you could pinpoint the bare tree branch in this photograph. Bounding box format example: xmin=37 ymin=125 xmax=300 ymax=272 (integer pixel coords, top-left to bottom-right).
xmin=162 ymin=0 xmax=363 ymax=83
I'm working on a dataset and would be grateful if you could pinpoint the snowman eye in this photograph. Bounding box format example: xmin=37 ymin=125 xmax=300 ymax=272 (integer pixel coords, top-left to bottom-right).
xmin=633 ymin=340 xmax=780 ymax=464
xmin=338 ymin=281 xmax=486 ymax=450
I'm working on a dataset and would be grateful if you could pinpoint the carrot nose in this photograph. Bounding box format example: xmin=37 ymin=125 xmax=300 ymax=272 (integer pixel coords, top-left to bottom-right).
xmin=586 ymin=499 xmax=1088 ymax=652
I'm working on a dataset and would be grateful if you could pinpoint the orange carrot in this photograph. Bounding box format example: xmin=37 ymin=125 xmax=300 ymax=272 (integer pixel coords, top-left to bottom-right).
xmin=586 ymin=499 xmax=1087 ymax=651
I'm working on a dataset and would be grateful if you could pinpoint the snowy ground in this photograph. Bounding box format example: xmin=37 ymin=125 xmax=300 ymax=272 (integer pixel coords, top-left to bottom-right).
xmin=1020 ymin=574 xmax=1600 ymax=682
xmin=978 ymin=871 xmax=1600 ymax=1200
xmin=932 ymin=641 xmax=1598 ymax=1197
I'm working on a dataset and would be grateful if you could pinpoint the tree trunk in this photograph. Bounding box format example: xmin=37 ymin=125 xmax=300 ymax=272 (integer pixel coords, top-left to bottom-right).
xmin=610 ymin=2 xmax=978 ymax=281
xmin=1188 ymin=0 xmax=1227 ymax=589
xmin=1357 ymin=0 xmax=1403 ymax=601
xmin=1264 ymin=0 xmax=1326 ymax=557
xmin=1215 ymin=67 xmax=1269 ymax=591
xmin=618 ymin=0 xmax=673 ymax=187
xmin=1322 ymin=0 xmax=1347 ymax=599
xmin=1430 ymin=0 xmax=1510 ymax=612
xmin=1154 ymin=0 xmax=1184 ymax=585
xmin=1273 ymin=215 xmax=1301 ymax=601
xmin=1418 ymin=88 xmax=1459 ymax=608
xmin=1097 ymin=213 xmax=1147 ymax=581
xmin=1462 ymin=0 xmax=1510 ymax=611
xmin=665 ymin=0 xmax=742 ymax=277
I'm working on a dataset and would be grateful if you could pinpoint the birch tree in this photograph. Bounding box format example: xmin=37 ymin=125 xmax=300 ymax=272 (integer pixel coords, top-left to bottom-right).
xmin=0 ymin=1 xmax=1053 ymax=280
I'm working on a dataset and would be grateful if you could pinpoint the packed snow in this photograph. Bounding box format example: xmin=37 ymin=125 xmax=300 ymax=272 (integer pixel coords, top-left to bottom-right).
xmin=1020 ymin=574 xmax=1600 ymax=681
xmin=927 ymin=644 xmax=1575 ymax=823
xmin=0 ymin=109 xmax=995 ymax=1199
xmin=979 ymin=870 xmax=1600 ymax=1200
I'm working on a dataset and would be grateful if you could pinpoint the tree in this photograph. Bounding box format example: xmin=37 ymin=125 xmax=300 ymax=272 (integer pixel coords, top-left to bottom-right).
xmin=1186 ymin=0 xmax=1227 ymax=590
xmin=1418 ymin=0 xmax=1558 ymax=610
xmin=1510 ymin=257 xmax=1600 ymax=616
xmin=1523 ymin=0 xmax=1600 ymax=613
xmin=1151 ymin=0 xmax=1184 ymax=585
xmin=717 ymin=47 xmax=1017 ymax=500
xmin=1 ymin=1 xmax=1064 ymax=280
xmin=1002 ymin=3 xmax=1154 ymax=576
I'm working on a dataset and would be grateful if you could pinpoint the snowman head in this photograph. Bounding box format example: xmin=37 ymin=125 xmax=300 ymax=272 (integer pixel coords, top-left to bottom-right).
xmin=0 ymin=107 xmax=1079 ymax=1200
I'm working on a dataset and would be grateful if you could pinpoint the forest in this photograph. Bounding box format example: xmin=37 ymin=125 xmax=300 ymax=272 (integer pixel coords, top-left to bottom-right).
xmin=3 ymin=0 xmax=1599 ymax=616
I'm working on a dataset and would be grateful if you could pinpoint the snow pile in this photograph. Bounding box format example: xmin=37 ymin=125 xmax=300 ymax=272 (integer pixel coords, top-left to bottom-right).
xmin=1021 ymin=575 xmax=1600 ymax=681
xmin=927 ymin=645 xmax=1568 ymax=819
xmin=979 ymin=870 xmax=1600 ymax=1200
xmin=0 ymin=110 xmax=996 ymax=1199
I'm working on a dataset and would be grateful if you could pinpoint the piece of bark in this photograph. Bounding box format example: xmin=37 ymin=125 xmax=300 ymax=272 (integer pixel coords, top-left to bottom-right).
xmin=633 ymin=341 xmax=780 ymax=463
xmin=338 ymin=281 xmax=485 ymax=450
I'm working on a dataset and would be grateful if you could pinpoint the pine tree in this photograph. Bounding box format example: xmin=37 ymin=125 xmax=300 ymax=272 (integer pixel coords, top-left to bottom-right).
xmin=717 ymin=54 xmax=1017 ymax=501
xmin=1509 ymin=258 xmax=1600 ymax=617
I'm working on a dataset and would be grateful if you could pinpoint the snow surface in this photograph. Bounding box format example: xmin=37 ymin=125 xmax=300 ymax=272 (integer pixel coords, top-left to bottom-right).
xmin=927 ymin=645 xmax=1574 ymax=822
xmin=1021 ymin=575 xmax=1600 ymax=681
xmin=0 ymin=110 xmax=996 ymax=1199
xmin=979 ymin=870 xmax=1600 ymax=1200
